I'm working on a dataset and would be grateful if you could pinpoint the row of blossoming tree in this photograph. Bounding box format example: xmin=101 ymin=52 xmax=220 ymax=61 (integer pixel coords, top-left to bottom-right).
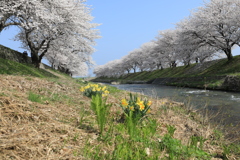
xmin=0 ymin=0 xmax=100 ymax=76
xmin=94 ymin=0 xmax=240 ymax=78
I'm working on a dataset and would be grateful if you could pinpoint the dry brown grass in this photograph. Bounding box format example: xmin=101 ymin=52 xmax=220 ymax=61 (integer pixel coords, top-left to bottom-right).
xmin=0 ymin=75 xmax=93 ymax=159
xmin=0 ymin=75 xmax=238 ymax=159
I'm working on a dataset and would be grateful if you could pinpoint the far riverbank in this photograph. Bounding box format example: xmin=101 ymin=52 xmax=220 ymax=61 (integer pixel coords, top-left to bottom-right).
xmin=92 ymin=56 xmax=240 ymax=92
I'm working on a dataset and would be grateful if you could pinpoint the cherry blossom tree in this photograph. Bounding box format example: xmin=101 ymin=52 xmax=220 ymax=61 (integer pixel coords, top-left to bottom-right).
xmin=155 ymin=30 xmax=179 ymax=68
xmin=194 ymin=45 xmax=219 ymax=63
xmin=1 ymin=0 xmax=99 ymax=77
xmin=179 ymin=0 xmax=240 ymax=61
xmin=111 ymin=59 xmax=127 ymax=77
xmin=138 ymin=42 xmax=157 ymax=71
xmin=121 ymin=55 xmax=134 ymax=74
xmin=124 ymin=50 xmax=139 ymax=73
xmin=172 ymin=28 xmax=203 ymax=66
xmin=45 ymin=48 xmax=92 ymax=77
xmin=0 ymin=0 xmax=61 ymax=33
xmin=94 ymin=60 xmax=124 ymax=78
xmin=93 ymin=65 xmax=105 ymax=77
xmin=0 ymin=0 xmax=25 ymax=32
xmin=14 ymin=0 xmax=99 ymax=68
xmin=150 ymin=44 xmax=167 ymax=70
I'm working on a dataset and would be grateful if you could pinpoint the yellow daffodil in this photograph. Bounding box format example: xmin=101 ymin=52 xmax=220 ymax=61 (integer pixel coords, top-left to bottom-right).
xmin=102 ymin=86 xmax=106 ymax=90
xmin=139 ymin=104 xmax=145 ymax=111
xmin=136 ymin=100 xmax=144 ymax=106
xmin=104 ymin=90 xmax=109 ymax=94
xmin=80 ymin=87 xmax=85 ymax=92
xmin=147 ymin=101 xmax=152 ymax=106
xmin=102 ymin=94 xmax=107 ymax=97
xmin=121 ymin=99 xmax=128 ymax=107
xmin=80 ymin=83 xmax=110 ymax=98
xmin=129 ymin=106 xmax=134 ymax=111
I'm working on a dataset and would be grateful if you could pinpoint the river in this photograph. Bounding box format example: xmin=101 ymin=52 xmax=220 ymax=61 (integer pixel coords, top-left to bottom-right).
xmin=111 ymin=84 xmax=240 ymax=127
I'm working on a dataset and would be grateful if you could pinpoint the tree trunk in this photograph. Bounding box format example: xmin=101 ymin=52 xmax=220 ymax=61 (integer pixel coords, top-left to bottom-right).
xmin=30 ymin=50 xmax=41 ymax=68
xmin=0 ymin=24 xmax=4 ymax=33
xmin=0 ymin=14 xmax=9 ymax=33
xmin=30 ymin=46 xmax=47 ymax=68
xmin=157 ymin=63 xmax=161 ymax=70
xmin=224 ymin=48 xmax=233 ymax=61
xmin=25 ymin=30 xmax=50 ymax=68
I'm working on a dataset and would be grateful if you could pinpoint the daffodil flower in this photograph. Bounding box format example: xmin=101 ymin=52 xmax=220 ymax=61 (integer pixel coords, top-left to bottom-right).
xmin=139 ymin=104 xmax=145 ymax=111
xmin=129 ymin=106 xmax=134 ymax=111
xmin=147 ymin=101 xmax=152 ymax=106
xmin=104 ymin=90 xmax=109 ymax=94
xmin=136 ymin=100 xmax=144 ymax=106
xmin=121 ymin=99 xmax=128 ymax=107
xmin=80 ymin=87 xmax=85 ymax=92
xmin=102 ymin=94 xmax=107 ymax=97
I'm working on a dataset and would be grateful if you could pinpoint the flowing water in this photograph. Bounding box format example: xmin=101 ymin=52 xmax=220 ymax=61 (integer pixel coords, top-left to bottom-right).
xmin=111 ymin=84 xmax=240 ymax=127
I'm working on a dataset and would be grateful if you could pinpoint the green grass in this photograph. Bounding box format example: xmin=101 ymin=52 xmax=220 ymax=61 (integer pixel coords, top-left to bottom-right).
xmin=199 ymin=57 xmax=240 ymax=76
xmin=0 ymin=58 xmax=57 ymax=78
xmin=82 ymin=108 xmax=212 ymax=159
xmin=28 ymin=91 xmax=43 ymax=103
xmin=90 ymin=94 xmax=112 ymax=135
xmin=94 ymin=56 xmax=240 ymax=83
xmin=27 ymin=90 xmax=72 ymax=105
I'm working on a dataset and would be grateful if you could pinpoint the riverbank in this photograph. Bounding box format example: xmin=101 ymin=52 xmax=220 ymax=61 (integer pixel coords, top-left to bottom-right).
xmin=0 ymin=75 xmax=239 ymax=159
xmin=92 ymin=56 xmax=240 ymax=92
xmin=0 ymin=58 xmax=239 ymax=159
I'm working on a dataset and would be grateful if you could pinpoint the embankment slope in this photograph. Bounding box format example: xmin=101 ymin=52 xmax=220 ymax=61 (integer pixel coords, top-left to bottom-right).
xmin=93 ymin=56 xmax=240 ymax=91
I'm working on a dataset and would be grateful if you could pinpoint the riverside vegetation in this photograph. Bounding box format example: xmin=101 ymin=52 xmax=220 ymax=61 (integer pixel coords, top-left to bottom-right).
xmin=0 ymin=57 xmax=240 ymax=159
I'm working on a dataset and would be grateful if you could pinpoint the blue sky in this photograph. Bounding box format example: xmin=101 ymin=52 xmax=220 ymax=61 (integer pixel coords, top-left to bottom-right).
xmin=0 ymin=0 xmax=239 ymax=76
xmin=88 ymin=0 xmax=207 ymax=65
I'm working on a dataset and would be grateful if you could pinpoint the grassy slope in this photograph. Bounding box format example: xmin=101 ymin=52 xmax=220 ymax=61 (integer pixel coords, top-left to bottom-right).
xmin=199 ymin=57 xmax=240 ymax=77
xmin=0 ymin=57 xmax=239 ymax=159
xmin=96 ymin=55 xmax=240 ymax=82
xmin=0 ymin=58 xmax=58 ymax=78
